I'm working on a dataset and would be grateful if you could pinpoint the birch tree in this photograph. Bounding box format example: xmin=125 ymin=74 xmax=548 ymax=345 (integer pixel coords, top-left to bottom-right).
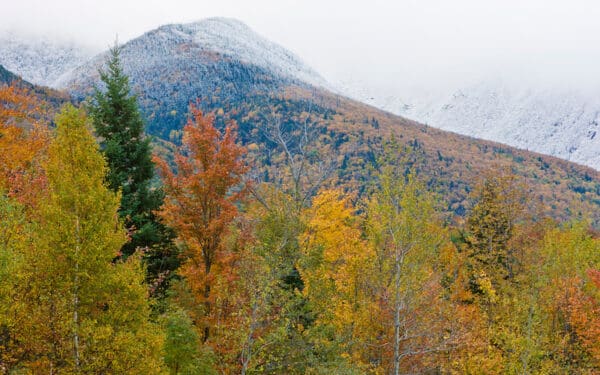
xmin=367 ymin=167 xmax=459 ymax=374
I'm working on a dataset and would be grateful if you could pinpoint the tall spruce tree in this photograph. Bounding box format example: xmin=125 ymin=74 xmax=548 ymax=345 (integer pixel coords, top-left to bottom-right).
xmin=89 ymin=44 xmax=178 ymax=294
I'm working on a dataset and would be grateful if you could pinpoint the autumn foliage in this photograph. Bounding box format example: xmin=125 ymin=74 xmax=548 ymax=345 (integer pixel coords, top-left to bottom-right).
xmin=1 ymin=75 xmax=600 ymax=373
xmin=155 ymin=104 xmax=247 ymax=344
xmin=0 ymin=84 xmax=49 ymax=208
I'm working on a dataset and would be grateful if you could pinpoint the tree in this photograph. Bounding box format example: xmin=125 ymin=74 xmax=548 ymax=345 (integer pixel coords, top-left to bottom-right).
xmin=465 ymin=170 xmax=527 ymax=290
xmin=0 ymin=83 xmax=49 ymax=209
xmin=298 ymin=189 xmax=373 ymax=371
xmin=0 ymin=195 xmax=28 ymax=371
xmin=257 ymin=106 xmax=338 ymax=209
xmin=89 ymin=44 xmax=177 ymax=292
xmin=537 ymin=223 xmax=600 ymax=372
xmin=564 ymin=269 xmax=600 ymax=367
xmin=5 ymin=105 xmax=164 ymax=373
xmin=234 ymin=187 xmax=315 ymax=374
xmin=155 ymin=104 xmax=247 ymax=342
xmin=163 ymin=307 xmax=217 ymax=375
xmin=367 ymin=165 xmax=460 ymax=374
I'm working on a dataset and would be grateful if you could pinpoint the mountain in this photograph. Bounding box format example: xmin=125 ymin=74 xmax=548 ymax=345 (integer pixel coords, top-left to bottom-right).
xmin=339 ymin=78 xmax=600 ymax=171
xmin=8 ymin=17 xmax=600 ymax=222
xmin=0 ymin=64 xmax=70 ymax=123
xmin=59 ymin=18 xmax=328 ymax=138
xmin=0 ymin=63 xmax=69 ymax=107
xmin=0 ymin=31 xmax=95 ymax=88
xmin=0 ymin=64 xmax=20 ymax=85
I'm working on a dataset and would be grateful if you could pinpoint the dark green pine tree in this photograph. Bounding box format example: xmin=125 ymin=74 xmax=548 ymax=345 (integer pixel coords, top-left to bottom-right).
xmin=89 ymin=44 xmax=179 ymax=296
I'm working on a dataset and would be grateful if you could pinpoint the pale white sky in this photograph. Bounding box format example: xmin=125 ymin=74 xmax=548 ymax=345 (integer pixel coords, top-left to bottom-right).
xmin=3 ymin=0 xmax=600 ymax=92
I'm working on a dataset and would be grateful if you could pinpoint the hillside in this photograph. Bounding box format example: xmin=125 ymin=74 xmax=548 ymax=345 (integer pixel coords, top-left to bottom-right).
xmin=0 ymin=64 xmax=69 ymax=112
xmin=340 ymin=78 xmax=600 ymax=171
xmin=0 ymin=31 xmax=95 ymax=87
xmin=214 ymin=86 xmax=600 ymax=221
xmin=30 ymin=17 xmax=600 ymax=222
xmin=0 ymin=64 xmax=20 ymax=84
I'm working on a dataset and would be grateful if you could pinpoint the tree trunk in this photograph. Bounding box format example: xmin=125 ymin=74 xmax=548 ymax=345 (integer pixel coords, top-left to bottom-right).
xmin=73 ymin=217 xmax=81 ymax=370
xmin=393 ymin=247 xmax=403 ymax=375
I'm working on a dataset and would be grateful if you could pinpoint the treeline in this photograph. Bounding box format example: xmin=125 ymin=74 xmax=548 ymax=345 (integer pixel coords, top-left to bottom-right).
xmin=1 ymin=48 xmax=599 ymax=374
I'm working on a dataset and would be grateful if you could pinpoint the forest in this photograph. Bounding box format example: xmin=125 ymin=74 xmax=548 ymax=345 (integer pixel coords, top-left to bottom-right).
xmin=0 ymin=48 xmax=599 ymax=375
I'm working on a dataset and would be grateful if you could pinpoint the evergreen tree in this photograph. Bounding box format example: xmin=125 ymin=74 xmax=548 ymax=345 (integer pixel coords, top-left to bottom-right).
xmin=465 ymin=171 xmax=526 ymax=290
xmin=89 ymin=44 xmax=178 ymax=294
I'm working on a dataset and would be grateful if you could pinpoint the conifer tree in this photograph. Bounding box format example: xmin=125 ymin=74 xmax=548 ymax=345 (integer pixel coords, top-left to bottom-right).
xmin=89 ymin=44 xmax=177 ymax=292
xmin=465 ymin=171 xmax=526 ymax=292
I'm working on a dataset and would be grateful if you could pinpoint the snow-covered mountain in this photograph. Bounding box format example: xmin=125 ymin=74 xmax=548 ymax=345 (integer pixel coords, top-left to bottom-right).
xmin=339 ymin=78 xmax=600 ymax=170
xmin=57 ymin=17 xmax=329 ymax=138
xmin=0 ymin=32 xmax=96 ymax=87
xmin=3 ymin=19 xmax=600 ymax=221
xmin=173 ymin=18 xmax=328 ymax=89
xmin=5 ymin=17 xmax=600 ymax=172
xmin=57 ymin=18 xmax=327 ymax=90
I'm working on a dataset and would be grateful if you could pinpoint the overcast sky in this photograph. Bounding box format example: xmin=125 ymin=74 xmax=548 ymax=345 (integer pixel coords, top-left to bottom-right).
xmin=2 ymin=0 xmax=600 ymax=93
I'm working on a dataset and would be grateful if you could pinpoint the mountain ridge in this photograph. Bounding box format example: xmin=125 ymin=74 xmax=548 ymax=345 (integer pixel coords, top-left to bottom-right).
xmin=3 ymin=19 xmax=600 ymax=222
xmin=339 ymin=78 xmax=600 ymax=171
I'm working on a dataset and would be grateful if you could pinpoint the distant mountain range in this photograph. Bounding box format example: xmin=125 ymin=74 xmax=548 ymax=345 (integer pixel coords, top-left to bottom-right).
xmin=340 ymin=78 xmax=600 ymax=171
xmin=1 ymin=18 xmax=600 ymax=221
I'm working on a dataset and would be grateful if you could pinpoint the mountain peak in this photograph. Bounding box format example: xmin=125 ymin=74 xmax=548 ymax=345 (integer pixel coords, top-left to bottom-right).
xmin=173 ymin=17 xmax=254 ymax=34
xmin=152 ymin=17 xmax=328 ymax=89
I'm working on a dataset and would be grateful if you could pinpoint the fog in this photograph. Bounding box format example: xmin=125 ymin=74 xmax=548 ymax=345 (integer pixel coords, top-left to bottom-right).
xmin=2 ymin=0 xmax=600 ymax=93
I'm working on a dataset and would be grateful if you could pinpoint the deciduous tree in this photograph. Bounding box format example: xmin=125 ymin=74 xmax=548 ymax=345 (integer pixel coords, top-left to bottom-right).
xmin=6 ymin=105 xmax=165 ymax=373
xmin=367 ymin=166 xmax=461 ymax=374
xmin=155 ymin=104 xmax=247 ymax=343
xmin=0 ymin=84 xmax=49 ymax=208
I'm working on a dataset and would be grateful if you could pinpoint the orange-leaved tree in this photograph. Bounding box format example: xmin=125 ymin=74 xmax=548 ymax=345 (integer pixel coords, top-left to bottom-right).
xmin=0 ymin=84 xmax=49 ymax=208
xmin=552 ymin=269 xmax=600 ymax=369
xmin=155 ymin=104 xmax=247 ymax=343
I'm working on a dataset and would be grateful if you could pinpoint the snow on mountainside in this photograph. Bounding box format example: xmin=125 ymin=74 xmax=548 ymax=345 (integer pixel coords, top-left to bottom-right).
xmin=0 ymin=32 xmax=95 ymax=87
xmin=58 ymin=18 xmax=328 ymax=90
xmin=59 ymin=17 xmax=330 ymax=138
xmin=339 ymin=79 xmax=600 ymax=170
xmin=180 ymin=18 xmax=328 ymax=89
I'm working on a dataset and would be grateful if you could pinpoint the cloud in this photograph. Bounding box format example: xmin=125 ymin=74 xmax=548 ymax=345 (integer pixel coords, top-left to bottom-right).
xmin=2 ymin=0 xmax=600 ymax=91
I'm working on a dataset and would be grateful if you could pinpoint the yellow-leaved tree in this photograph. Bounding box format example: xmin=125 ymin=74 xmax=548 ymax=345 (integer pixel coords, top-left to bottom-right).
xmin=5 ymin=105 xmax=165 ymax=374
xmin=298 ymin=189 xmax=374 ymax=370
xmin=367 ymin=166 xmax=464 ymax=374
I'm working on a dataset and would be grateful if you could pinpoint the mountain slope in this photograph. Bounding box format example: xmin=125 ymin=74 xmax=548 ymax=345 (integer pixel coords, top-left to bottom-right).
xmin=0 ymin=32 xmax=95 ymax=87
xmin=50 ymin=18 xmax=600 ymax=222
xmin=0 ymin=64 xmax=69 ymax=110
xmin=340 ymin=79 xmax=600 ymax=171
xmin=234 ymin=87 xmax=600 ymax=220
xmin=60 ymin=18 xmax=328 ymax=138
xmin=0 ymin=64 xmax=20 ymax=85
